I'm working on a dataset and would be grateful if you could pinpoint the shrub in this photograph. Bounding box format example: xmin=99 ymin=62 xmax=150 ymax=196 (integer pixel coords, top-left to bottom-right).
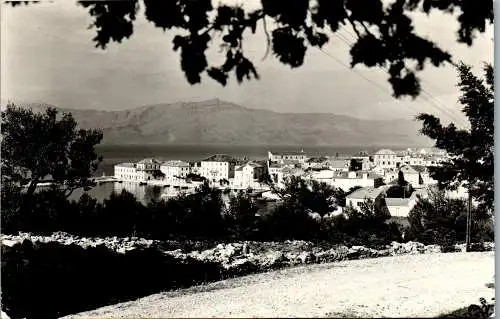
xmin=406 ymin=189 xmax=494 ymax=245
xmin=1 ymin=240 xmax=224 ymax=319
xmin=260 ymin=202 xmax=320 ymax=240
xmin=99 ymin=189 xmax=148 ymax=237
xmin=224 ymin=190 xmax=260 ymax=239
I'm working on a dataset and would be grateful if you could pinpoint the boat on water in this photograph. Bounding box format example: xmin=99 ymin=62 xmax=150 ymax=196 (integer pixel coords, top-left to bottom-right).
xmin=161 ymin=186 xmax=196 ymax=199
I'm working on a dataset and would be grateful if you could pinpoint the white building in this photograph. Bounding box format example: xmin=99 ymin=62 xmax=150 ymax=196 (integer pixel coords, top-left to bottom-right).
xmin=114 ymin=163 xmax=138 ymax=181
xmin=395 ymin=151 xmax=411 ymax=167
xmin=327 ymin=159 xmax=350 ymax=172
xmin=385 ymin=188 xmax=429 ymax=217
xmin=331 ymin=171 xmax=383 ymax=191
xmin=233 ymin=162 xmax=265 ymax=188
xmin=270 ymin=167 xmax=306 ymax=188
xmin=409 ymin=156 xmax=425 ymax=166
xmin=200 ymin=154 xmax=237 ymax=182
xmin=114 ymin=163 xmax=149 ymax=182
xmin=136 ymin=158 xmax=162 ymax=171
xmin=268 ymin=163 xmax=284 ymax=185
xmin=385 ymin=198 xmax=413 ymax=217
xmin=268 ymin=150 xmax=308 ymax=164
xmin=309 ymin=169 xmax=336 ymax=185
xmin=190 ymin=162 xmax=201 ymax=175
xmin=398 ymin=165 xmax=437 ymax=188
xmin=160 ymin=160 xmax=191 ymax=180
xmin=398 ymin=165 xmax=421 ymax=186
xmin=423 ymin=156 xmax=442 ymax=167
xmin=383 ymin=168 xmax=399 ymax=184
xmin=350 ymin=156 xmax=372 ymax=171
xmin=346 ymin=186 xmax=387 ymax=209
xmin=373 ymin=149 xmax=397 ymax=169
xmin=370 ymin=165 xmax=386 ymax=177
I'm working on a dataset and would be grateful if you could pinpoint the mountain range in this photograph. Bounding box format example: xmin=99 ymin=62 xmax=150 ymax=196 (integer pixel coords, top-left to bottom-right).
xmin=6 ymin=99 xmax=432 ymax=147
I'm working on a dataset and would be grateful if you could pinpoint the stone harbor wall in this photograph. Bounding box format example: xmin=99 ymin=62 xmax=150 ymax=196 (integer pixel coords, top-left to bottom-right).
xmin=0 ymin=232 xmax=494 ymax=319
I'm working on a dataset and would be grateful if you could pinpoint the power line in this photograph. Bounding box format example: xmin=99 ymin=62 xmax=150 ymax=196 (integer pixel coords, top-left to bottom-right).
xmin=334 ymin=29 xmax=468 ymax=127
xmin=317 ymin=46 xmax=424 ymax=115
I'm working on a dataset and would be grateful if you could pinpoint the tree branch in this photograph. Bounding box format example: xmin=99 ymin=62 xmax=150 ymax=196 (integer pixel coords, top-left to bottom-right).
xmin=64 ymin=187 xmax=77 ymax=199
xmin=261 ymin=15 xmax=271 ymax=61
xmin=360 ymin=21 xmax=374 ymax=37
xmin=26 ymin=176 xmax=40 ymax=197
xmin=200 ymin=24 xmax=215 ymax=37
xmin=346 ymin=16 xmax=361 ymax=38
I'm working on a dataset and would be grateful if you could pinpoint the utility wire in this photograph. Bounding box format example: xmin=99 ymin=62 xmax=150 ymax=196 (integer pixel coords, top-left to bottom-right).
xmin=334 ymin=29 xmax=468 ymax=127
xmin=317 ymin=47 xmax=423 ymax=115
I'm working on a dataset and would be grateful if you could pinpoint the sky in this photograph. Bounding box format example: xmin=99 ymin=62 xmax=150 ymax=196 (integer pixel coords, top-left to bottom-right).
xmin=1 ymin=1 xmax=493 ymax=123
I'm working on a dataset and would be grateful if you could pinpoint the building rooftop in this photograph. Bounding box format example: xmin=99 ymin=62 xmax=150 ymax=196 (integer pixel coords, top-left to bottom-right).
xmin=281 ymin=167 xmax=304 ymax=176
xmin=115 ymin=162 xmax=136 ymax=168
xmin=374 ymin=149 xmax=396 ymax=155
xmin=385 ymin=198 xmax=411 ymax=207
xmin=161 ymin=160 xmax=190 ymax=167
xmin=269 ymin=150 xmax=306 ymax=156
xmin=269 ymin=162 xmax=282 ymax=168
xmin=347 ymin=186 xmax=386 ymax=200
xmin=333 ymin=170 xmax=382 ymax=179
xmin=410 ymin=165 xmax=429 ymax=173
xmin=312 ymin=170 xmax=335 ymax=179
xmin=235 ymin=161 xmax=263 ymax=171
xmin=399 ymin=165 xmax=420 ymax=174
xmin=245 ymin=161 xmax=264 ymax=168
xmin=328 ymin=159 xmax=349 ymax=168
xmin=137 ymin=158 xmax=162 ymax=164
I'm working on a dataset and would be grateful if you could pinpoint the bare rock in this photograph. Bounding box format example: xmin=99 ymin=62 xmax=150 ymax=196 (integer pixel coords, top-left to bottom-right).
xmin=424 ymin=245 xmax=442 ymax=254
xmin=315 ymin=248 xmax=342 ymax=263
xmin=297 ymin=251 xmax=315 ymax=264
xmin=1 ymin=239 xmax=18 ymax=248
xmin=260 ymin=250 xmax=288 ymax=269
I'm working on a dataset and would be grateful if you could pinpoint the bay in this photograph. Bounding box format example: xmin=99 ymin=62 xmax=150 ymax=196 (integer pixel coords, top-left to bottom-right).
xmin=75 ymin=144 xmax=397 ymax=205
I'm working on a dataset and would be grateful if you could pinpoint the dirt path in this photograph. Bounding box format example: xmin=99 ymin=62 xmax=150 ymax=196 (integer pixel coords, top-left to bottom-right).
xmin=64 ymin=252 xmax=494 ymax=318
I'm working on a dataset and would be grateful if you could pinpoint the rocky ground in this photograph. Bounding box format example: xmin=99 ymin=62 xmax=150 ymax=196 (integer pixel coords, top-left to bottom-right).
xmin=1 ymin=232 xmax=493 ymax=273
xmin=62 ymin=251 xmax=495 ymax=318
xmin=1 ymin=232 xmax=495 ymax=318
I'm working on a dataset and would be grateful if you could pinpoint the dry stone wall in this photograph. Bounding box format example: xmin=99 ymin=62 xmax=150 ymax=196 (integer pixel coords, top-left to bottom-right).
xmin=0 ymin=232 xmax=494 ymax=319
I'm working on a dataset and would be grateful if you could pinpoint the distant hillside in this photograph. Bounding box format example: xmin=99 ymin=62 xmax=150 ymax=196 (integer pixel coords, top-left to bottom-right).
xmin=11 ymin=99 xmax=432 ymax=147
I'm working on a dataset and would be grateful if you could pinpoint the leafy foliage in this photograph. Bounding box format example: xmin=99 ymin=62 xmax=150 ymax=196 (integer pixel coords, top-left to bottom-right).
xmin=1 ymin=104 xmax=103 ymax=199
xmin=274 ymin=176 xmax=339 ymax=218
xmin=225 ymin=190 xmax=260 ymax=239
xmin=405 ymin=189 xmax=494 ymax=246
xmin=416 ymin=62 xmax=494 ymax=212
xmin=182 ymin=181 xmax=226 ymax=237
xmin=330 ymin=198 xmax=401 ymax=248
xmin=6 ymin=1 xmax=493 ymax=98
xmin=386 ymin=186 xmax=410 ymax=199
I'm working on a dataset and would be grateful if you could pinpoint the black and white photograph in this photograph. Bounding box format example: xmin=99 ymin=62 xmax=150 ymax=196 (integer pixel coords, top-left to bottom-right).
xmin=0 ymin=0 xmax=495 ymax=318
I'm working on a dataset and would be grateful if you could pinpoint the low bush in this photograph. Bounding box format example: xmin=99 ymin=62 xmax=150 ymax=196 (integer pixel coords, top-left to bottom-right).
xmin=2 ymin=178 xmax=493 ymax=251
xmin=405 ymin=189 xmax=494 ymax=246
xmin=1 ymin=240 xmax=224 ymax=319
xmin=1 ymin=185 xmax=399 ymax=250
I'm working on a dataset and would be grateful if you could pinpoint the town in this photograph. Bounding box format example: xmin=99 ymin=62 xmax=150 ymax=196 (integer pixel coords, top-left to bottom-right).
xmin=113 ymin=147 xmax=462 ymax=218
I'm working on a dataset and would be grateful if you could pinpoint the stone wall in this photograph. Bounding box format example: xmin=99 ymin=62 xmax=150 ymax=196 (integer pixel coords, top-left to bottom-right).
xmin=1 ymin=232 xmax=494 ymax=319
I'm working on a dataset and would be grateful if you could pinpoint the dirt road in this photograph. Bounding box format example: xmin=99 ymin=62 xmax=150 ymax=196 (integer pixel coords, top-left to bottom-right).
xmin=65 ymin=252 xmax=494 ymax=318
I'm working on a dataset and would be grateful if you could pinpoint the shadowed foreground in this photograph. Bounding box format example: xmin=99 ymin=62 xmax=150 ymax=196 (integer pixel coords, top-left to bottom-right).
xmin=64 ymin=252 xmax=494 ymax=318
